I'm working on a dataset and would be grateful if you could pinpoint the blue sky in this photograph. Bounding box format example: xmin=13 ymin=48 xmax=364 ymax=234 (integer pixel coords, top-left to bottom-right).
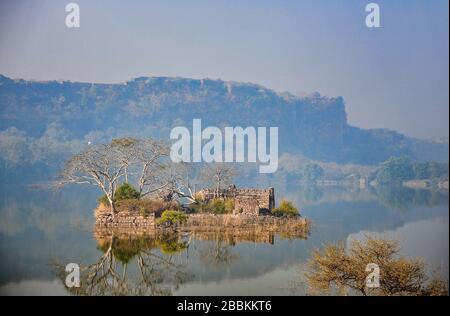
xmin=0 ymin=0 xmax=448 ymax=139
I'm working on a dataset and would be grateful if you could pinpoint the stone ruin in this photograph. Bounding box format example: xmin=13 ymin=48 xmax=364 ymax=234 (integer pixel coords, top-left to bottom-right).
xmin=94 ymin=186 xmax=276 ymax=230
xmin=196 ymin=185 xmax=275 ymax=216
xmin=94 ymin=203 xmax=161 ymax=229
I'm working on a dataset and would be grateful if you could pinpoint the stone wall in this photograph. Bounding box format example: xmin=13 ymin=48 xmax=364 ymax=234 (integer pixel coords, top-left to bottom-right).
xmin=95 ymin=212 xmax=156 ymax=229
xmin=94 ymin=202 xmax=164 ymax=229
xmin=197 ymin=187 xmax=275 ymax=216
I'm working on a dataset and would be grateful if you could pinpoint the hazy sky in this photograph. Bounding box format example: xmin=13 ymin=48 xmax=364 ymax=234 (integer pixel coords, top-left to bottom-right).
xmin=0 ymin=0 xmax=448 ymax=139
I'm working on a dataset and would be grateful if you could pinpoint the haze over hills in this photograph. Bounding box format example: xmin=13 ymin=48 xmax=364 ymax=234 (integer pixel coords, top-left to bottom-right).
xmin=0 ymin=74 xmax=448 ymax=174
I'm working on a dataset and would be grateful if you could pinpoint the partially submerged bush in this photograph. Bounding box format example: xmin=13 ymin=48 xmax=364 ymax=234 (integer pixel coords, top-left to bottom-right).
xmin=272 ymin=199 xmax=299 ymax=217
xmin=157 ymin=210 xmax=188 ymax=226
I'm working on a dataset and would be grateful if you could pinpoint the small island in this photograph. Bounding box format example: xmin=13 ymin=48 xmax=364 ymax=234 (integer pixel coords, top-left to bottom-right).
xmin=95 ymin=183 xmax=309 ymax=240
xmin=58 ymin=137 xmax=309 ymax=239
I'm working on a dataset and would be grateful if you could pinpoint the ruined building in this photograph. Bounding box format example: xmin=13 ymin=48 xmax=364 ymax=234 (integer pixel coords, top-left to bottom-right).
xmin=196 ymin=186 xmax=275 ymax=216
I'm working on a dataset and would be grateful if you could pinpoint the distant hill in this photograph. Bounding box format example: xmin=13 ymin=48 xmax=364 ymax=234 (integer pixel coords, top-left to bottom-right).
xmin=0 ymin=74 xmax=448 ymax=169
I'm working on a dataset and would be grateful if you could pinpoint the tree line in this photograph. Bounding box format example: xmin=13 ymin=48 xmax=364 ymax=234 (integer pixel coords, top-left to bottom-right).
xmin=373 ymin=157 xmax=449 ymax=184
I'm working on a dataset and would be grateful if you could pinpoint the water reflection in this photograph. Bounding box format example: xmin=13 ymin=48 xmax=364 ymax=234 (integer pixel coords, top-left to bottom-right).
xmin=285 ymin=184 xmax=449 ymax=211
xmin=0 ymin=184 xmax=448 ymax=295
xmin=54 ymin=230 xmax=192 ymax=296
xmin=52 ymin=226 xmax=309 ymax=296
xmin=373 ymin=185 xmax=449 ymax=211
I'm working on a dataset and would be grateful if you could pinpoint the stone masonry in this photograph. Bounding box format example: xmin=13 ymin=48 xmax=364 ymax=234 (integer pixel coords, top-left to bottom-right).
xmin=196 ymin=186 xmax=275 ymax=216
xmin=95 ymin=203 xmax=160 ymax=229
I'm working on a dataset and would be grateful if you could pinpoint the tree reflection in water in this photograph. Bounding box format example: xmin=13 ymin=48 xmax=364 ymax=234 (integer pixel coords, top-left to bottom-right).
xmin=53 ymin=221 xmax=311 ymax=295
xmin=198 ymin=235 xmax=238 ymax=267
xmin=53 ymin=231 xmax=192 ymax=296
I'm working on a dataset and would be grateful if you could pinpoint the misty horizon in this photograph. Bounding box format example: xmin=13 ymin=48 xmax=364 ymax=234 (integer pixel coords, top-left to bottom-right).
xmin=0 ymin=0 xmax=448 ymax=139
xmin=1 ymin=72 xmax=447 ymax=143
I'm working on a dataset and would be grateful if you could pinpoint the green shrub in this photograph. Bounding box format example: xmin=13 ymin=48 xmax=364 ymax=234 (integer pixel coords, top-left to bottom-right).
xmin=224 ymin=199 xmax=235 ymax=213
xmin=115 ymin=183 xmax=140 ymax=201
xmin=272 ymin=199 xmax=299 ymax=217
xmin=98 ymin=183 xmax=140 ymax=206
xmin=192 ymin=198 xmax=235 ymax=214
xmin=209 ymin=199 xmax=226 ymax=214
xmin=157 ymin=210 xmax=188 ymax=226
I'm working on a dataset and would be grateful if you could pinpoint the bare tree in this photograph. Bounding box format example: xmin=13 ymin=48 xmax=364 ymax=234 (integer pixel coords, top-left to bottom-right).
xmin=134 ymin=139 xmax=171 ymax=198
xmin=111 ymin=137 xmax=139 ymax=183
xmin=58 ymin=142 xmax=128 ymax=218
xmin=306 ymin=235 xmax=448 ymax=296
xmin=58 ymin=137 xmax=197 ymax=216
xmin=171 ymin=173 xmax=198 ymax=206
xmin=200 ymin=163 xmax=236 ymax=198
xmin=149 ymin=161 xmax=198 ymax=206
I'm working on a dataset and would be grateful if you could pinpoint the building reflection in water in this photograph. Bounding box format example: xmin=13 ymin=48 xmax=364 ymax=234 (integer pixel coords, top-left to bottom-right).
xmin=52 ymin=223 xmax=310 ymax=296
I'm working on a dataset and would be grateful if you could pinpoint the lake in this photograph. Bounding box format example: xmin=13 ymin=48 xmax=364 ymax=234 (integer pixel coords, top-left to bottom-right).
xmin=0 ymin=184 xmax=448 ymax=295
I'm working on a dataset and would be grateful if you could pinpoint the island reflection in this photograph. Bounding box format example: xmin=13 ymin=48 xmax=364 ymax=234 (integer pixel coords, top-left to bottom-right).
xmin=53 ymin=224 xmax=310 ymax=296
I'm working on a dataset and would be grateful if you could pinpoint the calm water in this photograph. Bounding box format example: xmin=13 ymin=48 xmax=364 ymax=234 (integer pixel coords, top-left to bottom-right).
xmin=0 ymin=185 xmax=448 ymax=296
